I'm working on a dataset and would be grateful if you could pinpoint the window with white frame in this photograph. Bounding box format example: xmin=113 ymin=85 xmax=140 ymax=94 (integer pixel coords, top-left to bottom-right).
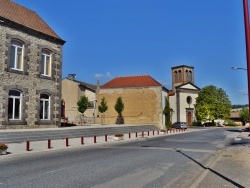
xmin=8 ymin=90 xmax=22 ymax=120
xmin=40 ymin=94 xmax=50 ymax=120
xmin=10 ymin=40 xmax=24 ymax=71
xmin=41 ymin=49 xmax=51 ymax=77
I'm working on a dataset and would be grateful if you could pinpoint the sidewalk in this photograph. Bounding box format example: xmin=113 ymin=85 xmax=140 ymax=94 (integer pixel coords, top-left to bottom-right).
xmin=191 ymin=130 xmax=250 ymax=188
xmin=1 ymin=127 xmax=194 ymax=159
xmin=1 ymin=126 xmax=249 ymax=159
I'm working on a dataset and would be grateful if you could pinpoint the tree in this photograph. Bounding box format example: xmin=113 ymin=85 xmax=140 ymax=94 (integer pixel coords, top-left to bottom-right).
xmin=163 ymin=98 xmax=171 ymax=129
xmin=77 ymin=96 xmax=88 ymax=125
xmin=195 ymin=85 xmax=231 ymax=123
xmin=239 ymin=107 xmax=249 ymax=124
xmin=98 ymin=97 xmax=108 ymax=124
xmin=114 ymin=97 xmax=124 ymax=124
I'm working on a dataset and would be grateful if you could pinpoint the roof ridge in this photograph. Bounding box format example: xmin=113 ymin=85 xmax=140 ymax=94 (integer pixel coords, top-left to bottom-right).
xmin=117 ymin=74 xmax=150 ymax=78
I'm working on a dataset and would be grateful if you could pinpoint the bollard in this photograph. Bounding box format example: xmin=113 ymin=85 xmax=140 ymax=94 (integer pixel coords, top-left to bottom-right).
xmin=136 ymin=132 xmax=138 ymax=138
xmin=26 ymin=141 xmax=30 ymax=151
xmin=129 ymin=133 xmax=131 ymax=139
xmin=94 ymin=136 xmax=97 ymax=143
xmin=66 ymin=138 xmax=69 ymax=147
xmin=148 ymin=131 xmax=150 ymax=136
xmin=81 ymin=137 xmax=84 ymax=145
xmin=153 ymin=130 xmax=155 ymax=135
xmin=142 ymin=131 xmax=144 ymax=138
xmin=105 ymin=135 xmax=107 ymax=142
xmin=48 ymin=139 xmax=51 ymax=149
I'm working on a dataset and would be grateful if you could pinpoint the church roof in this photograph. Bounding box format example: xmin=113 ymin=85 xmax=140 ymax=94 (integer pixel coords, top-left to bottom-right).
xmin=0 ymin=0 xmax=64 ymax=43
xmin=101 ymin=75 xmax=168 ymax=91
xmin=176 ymin=82 xmax=200 ymax=90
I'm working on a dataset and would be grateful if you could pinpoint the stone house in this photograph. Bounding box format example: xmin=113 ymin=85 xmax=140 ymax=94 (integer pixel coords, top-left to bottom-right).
xmin=97 ymin=75 xmax=169 ymax=128
xmin=0 ymin=0 xmax=65 ymax=129
xmin=169 ymin=65 xmax=200 ymax=125
xmin=62 ymin=75 xmax=97 ymax=124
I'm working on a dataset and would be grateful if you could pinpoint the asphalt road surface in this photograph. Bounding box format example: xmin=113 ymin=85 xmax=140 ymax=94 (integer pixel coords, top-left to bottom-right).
xmin=0 ymin=128 xmax=245 ymax=188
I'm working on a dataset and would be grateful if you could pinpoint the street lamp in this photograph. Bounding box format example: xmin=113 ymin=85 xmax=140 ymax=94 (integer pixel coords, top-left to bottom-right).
xmin=231 ymin=67 xmax=247 ymax=70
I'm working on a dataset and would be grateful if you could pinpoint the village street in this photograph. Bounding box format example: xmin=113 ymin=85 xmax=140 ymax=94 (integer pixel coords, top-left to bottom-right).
xmin=0 ymin=127 xmax=249 ymax=188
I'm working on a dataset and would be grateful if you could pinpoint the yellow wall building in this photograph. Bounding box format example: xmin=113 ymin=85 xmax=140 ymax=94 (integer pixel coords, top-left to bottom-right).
xmin=97 ymin=75 xmax=168 ymax=128
xmin=62 ymin=74 xmax=97 ymax=124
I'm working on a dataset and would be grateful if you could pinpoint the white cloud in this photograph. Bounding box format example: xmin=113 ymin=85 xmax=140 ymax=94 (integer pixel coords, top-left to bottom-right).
xmin=94 ymin=72 xmax=113 ymax=79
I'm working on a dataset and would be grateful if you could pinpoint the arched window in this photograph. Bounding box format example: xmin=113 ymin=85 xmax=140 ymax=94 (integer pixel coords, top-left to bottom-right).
xmin=178 ymin=70 xmax=182 ymax=82
xmin=185 ymin=70 xmax=189 ymax=82
xmin=8 ymin=90 xmax=22 ymax=120
xmin=189 ymin=71 xmax=193 ymax=82
xmin=40 ymin=93 xmax=50 ymax=120
xmin=10 ymin=40 xmax=24 ymax=71
xmin=41 ymin=49 xmax=52 ymax=77
xmin=174 ymin=71 xmax=178 ymax=82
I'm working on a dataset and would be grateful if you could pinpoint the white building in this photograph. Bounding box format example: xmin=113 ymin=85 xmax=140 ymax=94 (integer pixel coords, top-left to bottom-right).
xmin=169 ymin=65 xmax=200 ymax=125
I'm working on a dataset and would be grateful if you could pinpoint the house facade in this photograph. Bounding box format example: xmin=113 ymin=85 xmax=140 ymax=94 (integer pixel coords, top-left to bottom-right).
xmin=169 ymin=65 xmax=200 ymax=125
xmin=0 ymin=0 xmax=65 ymax=129
xmin=62 ymin=75 xmax=97 ymax=124
xmin=97 ymin=75 xmax=168 ymax=128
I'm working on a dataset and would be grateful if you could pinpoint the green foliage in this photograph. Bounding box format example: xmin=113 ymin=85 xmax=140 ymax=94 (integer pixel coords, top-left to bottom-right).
xmin=163 ymin=98 xmax=171 ymax=128
xmin=239 ymin=107 xmax=249 ymax=123
xmin=77 ymin=96 xmax=88 ymax=114
xmin=114 ymin=97 xmax=124 ymax=114
xmin=232 ymin=104 xmax=248 ymax=109
xmin=98 ymin=97 xmax=108 ymax=113
xmin=224 ymin=119 xmax=238 ymax=126
xmin=195 ymin=85 xmax=231 ymax=122
xmin=115 ymin=97 xmax=125 ymax=124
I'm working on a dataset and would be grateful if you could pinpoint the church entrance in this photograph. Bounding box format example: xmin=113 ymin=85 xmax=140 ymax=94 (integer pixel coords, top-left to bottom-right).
xmin=186 ymin=111 xmax=193 ymax=126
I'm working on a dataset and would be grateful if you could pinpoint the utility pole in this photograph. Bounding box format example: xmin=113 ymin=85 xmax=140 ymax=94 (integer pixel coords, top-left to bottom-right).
xmin=243 ymin=0 xmax=250 ymax=126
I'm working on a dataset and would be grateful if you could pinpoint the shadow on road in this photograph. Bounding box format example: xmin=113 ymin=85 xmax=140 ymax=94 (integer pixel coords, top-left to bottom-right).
xmin=174 ymin=148 xmax=244 ymax=188
xmin=226 ymin=129 xmax=243 ymax=133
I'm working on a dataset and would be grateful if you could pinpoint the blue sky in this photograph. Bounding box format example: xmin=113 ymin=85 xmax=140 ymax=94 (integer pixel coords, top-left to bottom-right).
xmin=14 ymin=0 xmax=249 ymax=105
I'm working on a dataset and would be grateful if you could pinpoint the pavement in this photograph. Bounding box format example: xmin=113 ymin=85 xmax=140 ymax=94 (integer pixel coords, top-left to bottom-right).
xmin=0 ymin=124 xmax=200 ymax=159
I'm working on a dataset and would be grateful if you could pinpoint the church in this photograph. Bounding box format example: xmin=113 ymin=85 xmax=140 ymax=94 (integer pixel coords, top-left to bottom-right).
xmin=169 ymin=65 xmax=200 ymax=126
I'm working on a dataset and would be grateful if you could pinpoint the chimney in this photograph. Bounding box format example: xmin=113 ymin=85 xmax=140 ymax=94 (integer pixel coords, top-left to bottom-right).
xmin=68 ymin=74 xmax=76 ymax=80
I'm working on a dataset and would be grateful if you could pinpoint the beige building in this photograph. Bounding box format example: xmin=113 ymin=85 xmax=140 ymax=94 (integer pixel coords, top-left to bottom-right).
xmin=97 ymin=75 xmax=168 ymax=128
xmin=169 ymin=65 xmax=200 ymax=125
xmin=62 ymin=75 xmax=97 ymax=124
xmin=0 ymin=0 xmax=65 ymax=129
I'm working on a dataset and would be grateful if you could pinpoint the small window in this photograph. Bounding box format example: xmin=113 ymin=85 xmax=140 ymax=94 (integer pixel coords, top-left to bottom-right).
xmin=10 ymin=40 xmax=24 ymax=71
xmin=8 ymin=90 xmax=22 ymax=120
xmin=41 ymin=49 xmax=51 ymax=77
xmin=40 ymin=94 xmax=50 ymax=120
xmin=87 ymin=101 xmax=95 ymax=109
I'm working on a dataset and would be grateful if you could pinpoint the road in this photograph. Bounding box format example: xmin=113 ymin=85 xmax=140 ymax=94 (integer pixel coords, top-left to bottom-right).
xmin=0 ymin=128 xmax=247 ymax=188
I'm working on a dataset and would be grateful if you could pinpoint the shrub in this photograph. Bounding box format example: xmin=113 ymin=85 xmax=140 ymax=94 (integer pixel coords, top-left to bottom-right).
xmin=114 ymin=134 xmax=124 ymax=137
xmin=224 ymin=120 xmax=238 ymax=126
xmin=0 ymin=143 xmax=8 ymax=150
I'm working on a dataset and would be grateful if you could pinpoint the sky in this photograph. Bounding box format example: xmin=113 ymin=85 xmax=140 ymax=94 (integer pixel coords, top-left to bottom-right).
xmin=13 ymin=0 xmax=250 ymax=105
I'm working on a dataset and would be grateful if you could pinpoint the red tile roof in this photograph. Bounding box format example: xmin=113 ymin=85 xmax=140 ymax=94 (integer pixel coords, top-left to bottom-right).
xmin=0 ymin=0 xmax=61 ymax=40
xmin=101 ymin=75 xmax=167 ymax=89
